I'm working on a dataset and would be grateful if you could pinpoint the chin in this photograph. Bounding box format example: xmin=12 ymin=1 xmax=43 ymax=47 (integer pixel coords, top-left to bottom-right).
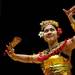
xmin=48 ymin=37 xmax=55 ymax=40
xmin=44 ymin=36 xmax=57 ymax=43
xmin=46 ymin=38 xmax=54 ymax=43
xmin=47 ymin=37 xmax=57 ymax=42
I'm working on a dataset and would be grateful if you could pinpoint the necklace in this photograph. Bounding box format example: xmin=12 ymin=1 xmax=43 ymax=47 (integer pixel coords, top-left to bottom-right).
xmin=38 ymin=40 xmax=67 ymax=62
xmin=48 ymin=42 xmax=60 ymax=53
xmin=51 ymin=43 xmax=59 ymax=50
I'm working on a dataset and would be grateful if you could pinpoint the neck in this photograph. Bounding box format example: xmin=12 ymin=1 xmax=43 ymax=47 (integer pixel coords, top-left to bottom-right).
xmin=48 ymin=40 xmax=59 ymax=50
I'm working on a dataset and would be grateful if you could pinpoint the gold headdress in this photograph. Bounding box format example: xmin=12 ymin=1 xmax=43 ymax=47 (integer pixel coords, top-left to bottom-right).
xmin=40 ymin=20 xmax=59 ymax=30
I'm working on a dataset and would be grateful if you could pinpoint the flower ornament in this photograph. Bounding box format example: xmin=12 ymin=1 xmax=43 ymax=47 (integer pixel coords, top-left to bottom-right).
xmin=57 ymin=27 xmax=63 ymax=35
xmin=38 ymin=31 xmax=44 ymax=38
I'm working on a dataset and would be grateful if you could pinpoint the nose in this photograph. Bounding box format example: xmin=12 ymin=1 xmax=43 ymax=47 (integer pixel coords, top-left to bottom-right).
xmin=47 ymin=31 xmax=51 ymax=36
xmin=47 ymin=30 xmax=52 ymax=34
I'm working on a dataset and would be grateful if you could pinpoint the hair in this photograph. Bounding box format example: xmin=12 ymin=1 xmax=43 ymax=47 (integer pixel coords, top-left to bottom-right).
xmin=40 ymin=20 xmax=59 ymax=31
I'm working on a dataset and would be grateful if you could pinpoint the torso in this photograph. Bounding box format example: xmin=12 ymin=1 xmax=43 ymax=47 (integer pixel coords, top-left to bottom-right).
xmin=40 ymin=40 xmax=72 ymax=75
xmin=41 ymin=54 xmax=71 ymax=75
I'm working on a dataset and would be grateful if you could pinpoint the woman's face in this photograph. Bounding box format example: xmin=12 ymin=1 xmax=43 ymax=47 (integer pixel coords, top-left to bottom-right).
xmin=43 ymin=25 xmax=58 ymax=43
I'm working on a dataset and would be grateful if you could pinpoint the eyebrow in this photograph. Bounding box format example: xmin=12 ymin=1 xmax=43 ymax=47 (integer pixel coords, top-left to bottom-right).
xmin=44 ymin=27 xmax=55 ymax=31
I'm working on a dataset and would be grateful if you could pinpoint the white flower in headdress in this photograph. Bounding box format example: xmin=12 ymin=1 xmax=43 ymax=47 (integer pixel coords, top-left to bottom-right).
xmin=38 ymin=31 xmax=44 ymax=38
xmin=40 ymin=22 xmax=43 ymax=26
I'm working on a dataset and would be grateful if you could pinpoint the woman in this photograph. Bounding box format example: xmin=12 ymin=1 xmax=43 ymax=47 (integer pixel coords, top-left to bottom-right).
xmin=5 ymin=5 xmax=75 ymax=75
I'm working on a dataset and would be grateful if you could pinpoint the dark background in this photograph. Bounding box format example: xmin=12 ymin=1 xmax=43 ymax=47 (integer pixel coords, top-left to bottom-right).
xmin=0 ymin=0 xmax=75 ymax=75
xmin=0 ymin=0 xmax=1 ymax=16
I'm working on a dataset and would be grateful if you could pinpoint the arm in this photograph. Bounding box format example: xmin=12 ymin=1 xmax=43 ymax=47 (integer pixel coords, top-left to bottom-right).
xmin=62 ymin=6 xmax=75 ymax=56
xmin=6 ymin=36 xmax=41 ymax=64
xmin=5 ymin=49 xmax=41 ymax=64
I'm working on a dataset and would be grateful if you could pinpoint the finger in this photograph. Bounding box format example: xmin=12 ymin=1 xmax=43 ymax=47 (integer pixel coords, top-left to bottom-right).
xmin=70 ymin=5 xmax=75 ymax=11
xmin=5 ymin=50 xmax=7 ymax=53
xmin=6 ymin=45 xmax=10 ymax=51
xmin=68 ymin=12 xmax=73 ymax=17
xmin=6 ymin=45 xmax=12 ymax=49
xmin=71 ymin=9 xmax=75 ymax=13
xmin=5 ymin=50 xmax=10 ymax=55
xmin=63 ymin=9 xmax=68 ymax=15
xmin=5 ymin=50 xmax=12 ymax=57
xmin=5 ymin=49 xmax=13 ymax=55
xmin=6 ymin=44 xmax=8 ymax=47
xmin=6 ymin=46 xmax=13 ymax=53
xmin=63 ymin=9 xmax=67 ymax=12
xmin=5 ymin=50 xmax=11 ymax=53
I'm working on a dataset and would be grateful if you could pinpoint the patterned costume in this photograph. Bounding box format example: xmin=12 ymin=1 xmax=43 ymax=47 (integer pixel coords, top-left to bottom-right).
xmin=37 ymin=40 xmax=71 ymax=75
xmin=41 ymin=54 xmax=71 ymax=75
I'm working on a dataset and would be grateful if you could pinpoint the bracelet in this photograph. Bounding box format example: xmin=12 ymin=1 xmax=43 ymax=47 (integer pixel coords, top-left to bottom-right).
xmin=71 ymin=23 xmax=75 ymax=31
xmin=12 ymin=48 xmax=15 ymax=51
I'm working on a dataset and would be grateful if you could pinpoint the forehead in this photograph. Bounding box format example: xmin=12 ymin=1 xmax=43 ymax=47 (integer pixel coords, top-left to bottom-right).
xmin=44 ymin=25 xmax=56 ymax=30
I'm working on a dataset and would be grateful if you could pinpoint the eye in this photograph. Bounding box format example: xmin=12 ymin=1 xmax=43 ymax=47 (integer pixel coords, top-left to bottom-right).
xmin=44 ymin=28 xmax=55 ymax=33
xmin=44 ymin=29 xmax=49 ymax=33
xmin=50 ymin=28 xmax=55 ymax=31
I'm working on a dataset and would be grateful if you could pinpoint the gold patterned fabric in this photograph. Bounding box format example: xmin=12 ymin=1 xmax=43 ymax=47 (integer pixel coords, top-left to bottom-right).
xmin=41 ymin=55 xmax=71 ymax=75
xmin=71 ymin=23 xmax=75 ymax=31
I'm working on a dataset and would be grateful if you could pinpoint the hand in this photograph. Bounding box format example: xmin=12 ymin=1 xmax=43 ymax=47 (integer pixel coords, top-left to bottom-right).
xmin=63 ymin=5 xmax=75 ymax=31
xmin=63 ymin=5 xmax=75 ymax=30
xmin=63 ymin=5 xmax=75 ymax=16
xmin=5 ymin=44 xmax=15 ymax=58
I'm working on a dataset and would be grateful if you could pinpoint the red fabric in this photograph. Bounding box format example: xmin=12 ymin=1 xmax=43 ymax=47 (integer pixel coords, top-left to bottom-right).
xmin=37 ymin=40 xmax=67 ymax=62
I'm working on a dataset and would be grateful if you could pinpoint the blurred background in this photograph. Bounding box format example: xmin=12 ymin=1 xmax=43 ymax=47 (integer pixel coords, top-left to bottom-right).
xmin=0 ymin=0 xmax=75 ymax=75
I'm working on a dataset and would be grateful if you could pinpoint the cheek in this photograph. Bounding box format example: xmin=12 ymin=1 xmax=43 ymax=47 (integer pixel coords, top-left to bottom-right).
xmin=43 ymin=34 xmax=48 ymax=41
xmin=54 ymin=34 xmax=58 ymax=39
xmin=54 ymin=32 xmax=58 ymax=38
xmin=43 ymin=33 xmax=48 ymax=38
xmin=52 ymin=32 xmax=58 ymax=39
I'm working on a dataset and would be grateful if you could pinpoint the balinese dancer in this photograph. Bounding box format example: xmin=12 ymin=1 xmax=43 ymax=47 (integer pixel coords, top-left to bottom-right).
xmin=5 ymin=5 xmax=75 ymax=75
